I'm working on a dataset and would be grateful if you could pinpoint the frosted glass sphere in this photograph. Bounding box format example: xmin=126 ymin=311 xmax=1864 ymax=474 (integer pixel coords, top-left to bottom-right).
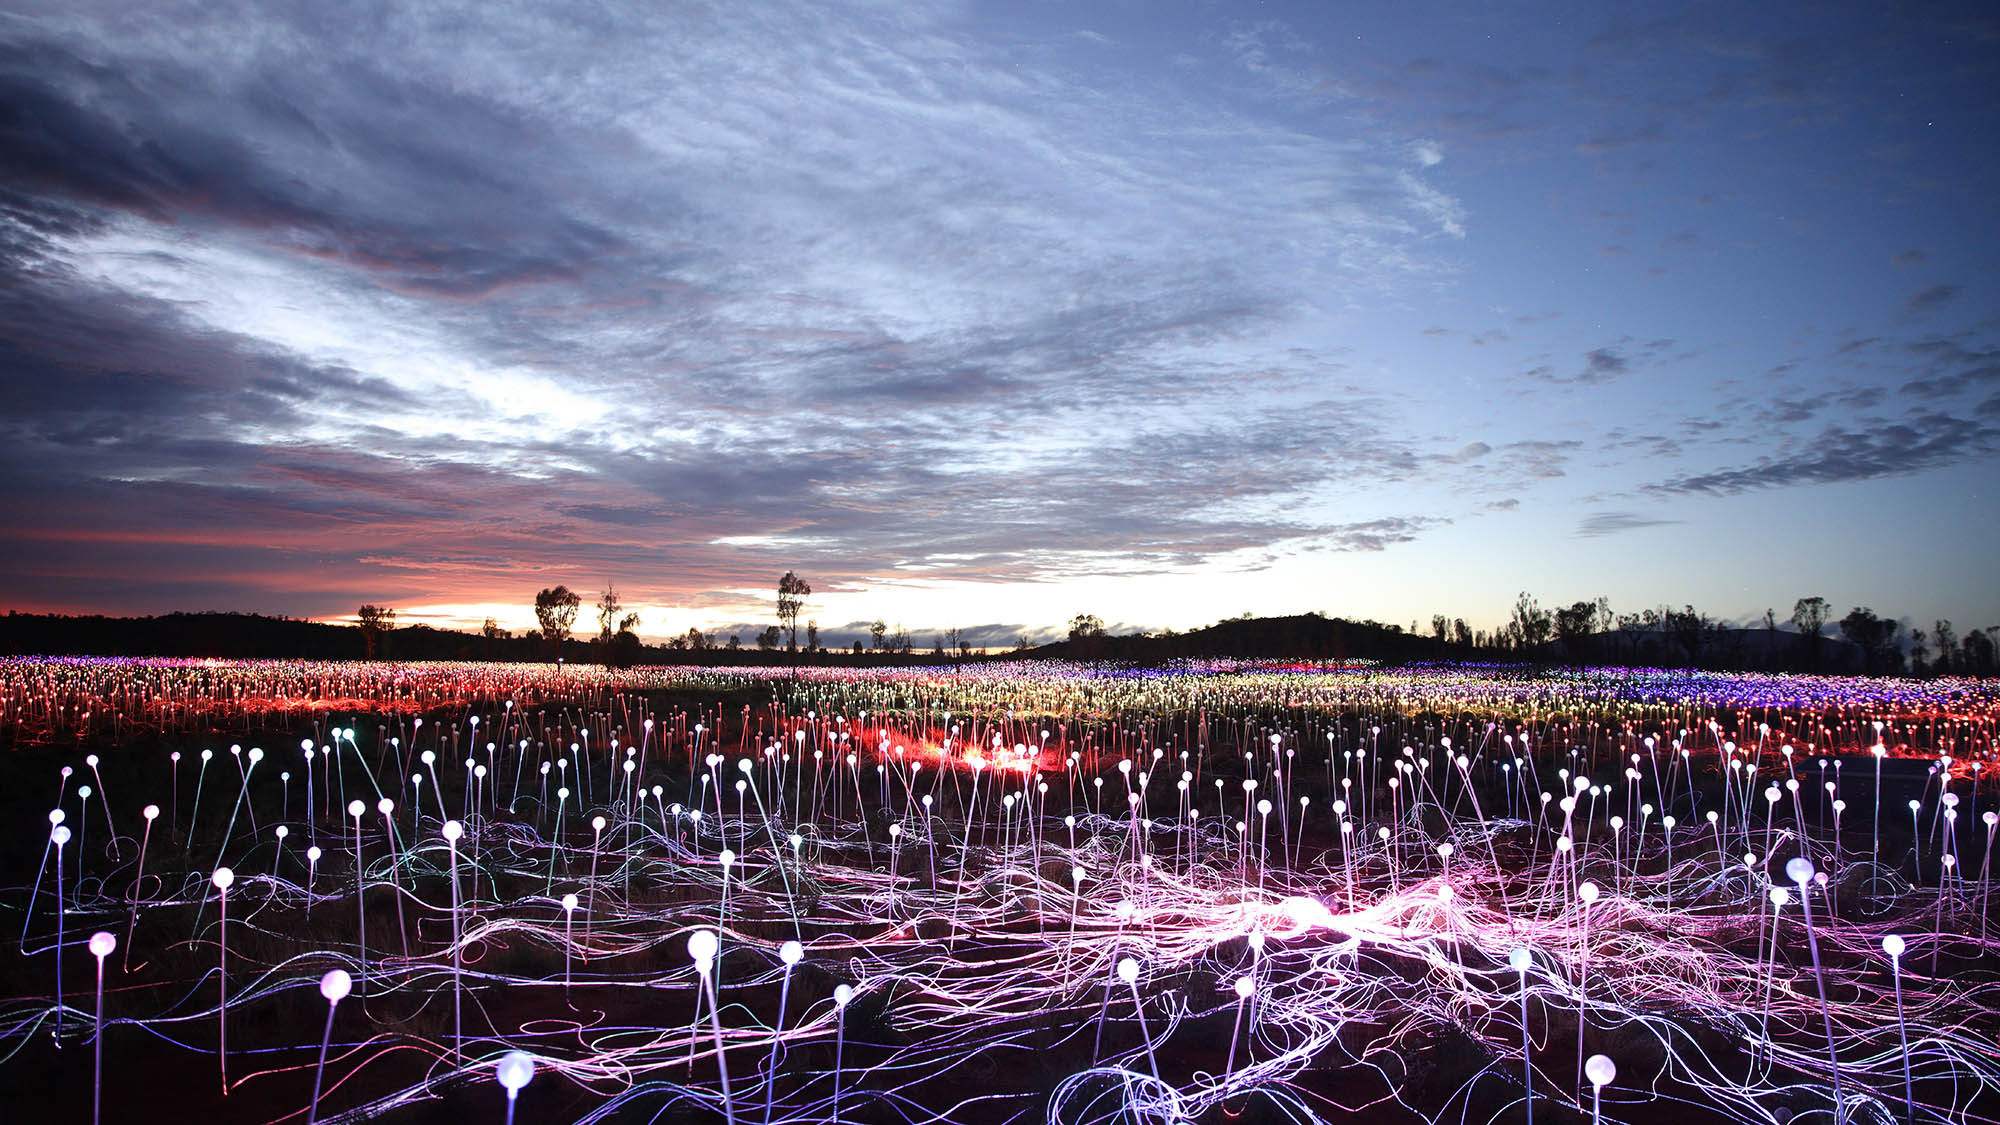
xmin=687 ymin=928 xmax=718 ymax=962
xmin=495 ymin=1050 xmax=535 ymax=1092
xmin=320 ymin=969 xmax=352 ymax=1002
xmin=1584 ymin=1054 xmax=1616 ymax=1087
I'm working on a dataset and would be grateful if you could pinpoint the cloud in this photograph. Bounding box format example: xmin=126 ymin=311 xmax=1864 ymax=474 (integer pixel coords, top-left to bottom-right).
xmin=1643 ymin=411 xmax=1999 ymax=497
xmin=1526 ymin=338 xmax=1676 ymax=385
xmin=0 ymin=0 xmax=1471 ymax=618
xmin=1575 ymin=511 xmax=1680 ymax=537
xmin=1907 ymin=284 xmax=1962 ymax=312
xmin=1577 ymin=121 xmax=1665 ymax=154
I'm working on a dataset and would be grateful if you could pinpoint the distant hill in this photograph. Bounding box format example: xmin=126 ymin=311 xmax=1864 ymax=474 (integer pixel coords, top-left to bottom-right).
xmin=1019 ymin=613 xmax=1440 ymax=664
xmin=0 ymin=608 xmax=1884 ymax=673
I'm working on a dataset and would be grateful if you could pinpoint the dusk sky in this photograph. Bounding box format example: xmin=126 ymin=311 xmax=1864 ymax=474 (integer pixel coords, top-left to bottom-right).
xmin=3 ymin=0 xmax=1996 ymax=648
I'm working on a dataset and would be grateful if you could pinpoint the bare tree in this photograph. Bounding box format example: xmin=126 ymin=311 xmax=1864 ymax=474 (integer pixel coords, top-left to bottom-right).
xmin=357 ymin=604 xmax=395 ymax=659
xmin=777 ymin=571 xmax=811 ymax=651
xmin=805 ymin=619 xmax=819 ymax=653
xmin=870 ymin=619 xmax=887 ymax=651
xmin=595 ymin=585 xmax=623 ymax=647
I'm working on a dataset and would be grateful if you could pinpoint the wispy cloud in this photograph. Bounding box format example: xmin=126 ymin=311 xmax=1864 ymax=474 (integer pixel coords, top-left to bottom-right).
xmin=1576 ymin=511 xmax=1680 ymax=537
xmin=0 ymin=0 xmax=1467 ymax=619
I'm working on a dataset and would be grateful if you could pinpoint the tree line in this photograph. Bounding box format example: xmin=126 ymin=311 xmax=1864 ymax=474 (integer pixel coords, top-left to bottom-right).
xmin=349 ymin=581 xmax=2000 ymax=675
xmin=1413 ymin=591 xmax=1997 ymax=676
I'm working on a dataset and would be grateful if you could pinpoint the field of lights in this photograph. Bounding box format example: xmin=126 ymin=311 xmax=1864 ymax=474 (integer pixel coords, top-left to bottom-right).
xmin=2 ymin=657 xmax=1997 ymax=1125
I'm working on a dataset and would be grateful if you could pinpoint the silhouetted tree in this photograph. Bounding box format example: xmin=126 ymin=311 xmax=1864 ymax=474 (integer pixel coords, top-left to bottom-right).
xmin=1555 ymin=600 xmax=1597 ymax=664
xmin=805 ymin=619 xmax=819 ymax=653
xmin=357 ymin=604 xmax=395 ymax=659
xmin=1841 ymin=607 xmax=1903 ymax=675
xmin=1791 ymin=596 xmax=1829 ymax=670
xmin=480 ymin=615 xmax=509 ymax=661
xmin=777 ymin=572 xmax=811 ymax=651
xmin=535 ymin=586 xmax=581 ymax=655
xmin=1662 ymin=605 xmax=1706 ymax=667
xmin=1932 ymin=619 xmax=1958 ymax=675
xmin=756 ymin=625 xmax=782 ymax=650
xmin=1909 ymin=627 xmax=1930 ymax=674
xmin=870 ymin=619 xmax=887 ymax=651
xmin=1068 ymin=613 xmax=1106 ymax=642
xmin=1962 ymin=628 xmax=1998 ymax=677
xmin=1510 ymin=592 xmax=1553 ymax=653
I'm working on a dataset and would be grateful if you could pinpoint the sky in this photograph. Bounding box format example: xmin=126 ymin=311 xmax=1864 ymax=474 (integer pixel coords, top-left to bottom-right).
xmin=2 ymin=0 xmax=1996 ymax=650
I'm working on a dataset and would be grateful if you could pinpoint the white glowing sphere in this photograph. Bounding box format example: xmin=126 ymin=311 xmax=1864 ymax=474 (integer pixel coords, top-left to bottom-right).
xmin=1233 ymin=975 xmax=1254 ymax=999
xmin=307 ymin=846 xmax=322 ymax=862
xmin=1883 ymin=933 xmax=1905 ymax=958
xmin=1784 ymin=857 xmax=1814 ymax=885
xmin=378 ymin=798 xmax=394 ymax=814
xmin=1584 ymin=1054 xmax=1616 ymax=1087
xmin=347 ymin=800 xmax=365 ymax=817
xmin=1509 ymin=947 xmax=1532 ymax=972
xmin=48 ymin=808 xmax=64 ymax=826
xmin=562 ymin=893 xmax=579 ymax=912
xmin=89 ymin=931 xmax=117 ymax=958
xmin=591 ymin=815 xmax=606 ymax=832
xmin=442 ymin=820 xmax=464 ymax=841
xmin=212 ymin=866 xmax=234 ymax=890
xmin=1770 ymin=887 xmax=1790 ymax=906
xmin=51 ymin=825 xmax=70 ymax=846
xmin=495 ymin=1050 xmax=535 ymax=1093
xmin=421 ymin=750 xmax=435 ymax=765
xmin=1578 ymin=881 xmax=1599 ymax=904
xmin=687 ymin=928 xmax=718 ymax=963
xmin=276 ymin=825 xmax=288 ymax=839
xmin=320 ymin=969 xmax=352 ymax=1002
xmin=1117 ymin=958 xmax=1140 ymax=984
xmin=143 ymin=804 xmax=160 ymax=821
